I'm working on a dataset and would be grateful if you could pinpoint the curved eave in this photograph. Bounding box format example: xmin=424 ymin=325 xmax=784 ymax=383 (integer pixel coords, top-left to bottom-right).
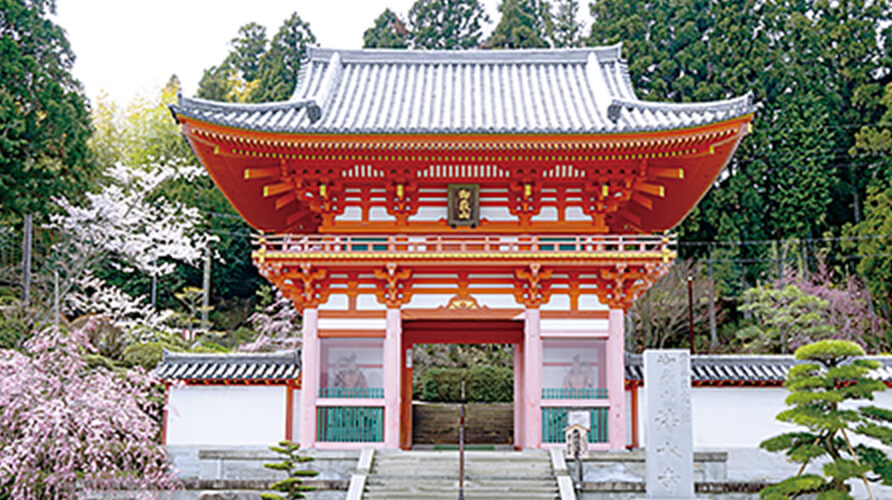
xmin=175 ymin=112 xmax=753 ymax=235
xmin=170 ymin=99 xmax=757 ymax=136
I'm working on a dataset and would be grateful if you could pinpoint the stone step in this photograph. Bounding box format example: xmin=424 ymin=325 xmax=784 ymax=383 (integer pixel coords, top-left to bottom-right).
xmin=363 ymin=450 xmax=560 ymax=500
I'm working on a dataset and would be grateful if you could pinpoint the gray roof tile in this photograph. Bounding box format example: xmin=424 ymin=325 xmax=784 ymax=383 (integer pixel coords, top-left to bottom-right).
xmin=625 ymin=353 xmax=892 ymax=384
xmin=171 ymin=46 xmax=756 ymax=135
xmin=155 ymin=350 xmax=300 ymax=382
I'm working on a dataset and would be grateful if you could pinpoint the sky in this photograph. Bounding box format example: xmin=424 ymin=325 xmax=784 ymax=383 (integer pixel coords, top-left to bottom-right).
xmin=54 ymin=1 xmax=593 ymax=106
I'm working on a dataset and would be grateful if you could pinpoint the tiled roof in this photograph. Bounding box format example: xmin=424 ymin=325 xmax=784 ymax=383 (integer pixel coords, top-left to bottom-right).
xmin=625 ymin=353 xmax=892 ymax=385
xmin=171 ymin=46 xmax=756 ymax=135
xmin=155 ymin=350 xmax=300 ymax=382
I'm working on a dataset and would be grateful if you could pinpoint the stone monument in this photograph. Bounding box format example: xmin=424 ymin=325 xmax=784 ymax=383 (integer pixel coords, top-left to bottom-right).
xmin=644 ymin=349 xmax=694 ymax=499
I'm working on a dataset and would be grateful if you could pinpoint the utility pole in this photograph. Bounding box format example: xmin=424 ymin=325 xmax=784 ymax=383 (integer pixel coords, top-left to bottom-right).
xmin=21 ymin=214 xmax=32 ymax=308
xmin=201 ymin=245 xmax=211 ymax=331
xmin=708 ymin=251 xmax=717 ymax=347
xmin=151 ymin=253 xmax=158 ymax=309
xmin=54 ymin=270 xmax=59 ymax=330
xmin=687 ymin=275 xmax=694 ymax=353
xmin=458 ymin=374 xmax=466 ymax=500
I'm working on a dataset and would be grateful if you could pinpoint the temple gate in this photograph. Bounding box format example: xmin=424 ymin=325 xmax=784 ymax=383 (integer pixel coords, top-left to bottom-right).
xmin=170 ymin=46 xmax=754 ymax=451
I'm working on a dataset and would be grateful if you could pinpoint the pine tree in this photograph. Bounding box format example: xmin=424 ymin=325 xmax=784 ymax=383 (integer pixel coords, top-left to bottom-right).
xmin=408 ymin=0 xmax=490 ymax=50
xmin=363 ymin=9 xmax=409 ymax=48
xmin=760 ymin=340 xmax=892 ymax=499
xmin=261 ymin=440 xmax=318 ymax=499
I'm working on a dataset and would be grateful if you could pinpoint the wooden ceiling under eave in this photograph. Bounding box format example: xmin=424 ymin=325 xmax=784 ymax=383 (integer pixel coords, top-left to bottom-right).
xmin=178 ymin=113 xmax=753 ymax=235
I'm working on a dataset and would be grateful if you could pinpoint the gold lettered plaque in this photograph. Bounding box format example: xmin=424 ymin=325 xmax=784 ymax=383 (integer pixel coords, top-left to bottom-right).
xmin=448 ymin=183 xmax=480 ymax=228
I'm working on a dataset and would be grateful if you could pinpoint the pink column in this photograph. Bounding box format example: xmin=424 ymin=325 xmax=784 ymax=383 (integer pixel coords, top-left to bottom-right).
xmin=513 ymin=343 xmax=524 ymax=448
xmin=383 ymin=307 xmax=402 ymax=448
xmin=523 ymin=308 xmax=542 ymax=448
xmin=607 ymin=308 xmax=627 ymax=450
xmin=299 ymin=308 xmax=318 ymax=448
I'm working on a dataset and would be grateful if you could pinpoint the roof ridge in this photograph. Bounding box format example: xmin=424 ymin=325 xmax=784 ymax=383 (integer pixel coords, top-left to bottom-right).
xmin=608 ymin=92 xmax=755 ymax=121
xmin=161 ymin=349 xmax=300 ymax=364
xmin=304 ymin=45 xmax=624 ymax=64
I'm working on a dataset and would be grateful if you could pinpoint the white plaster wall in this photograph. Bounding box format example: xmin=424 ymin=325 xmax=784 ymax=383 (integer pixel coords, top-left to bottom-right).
xmin=578 ymin=294 xmax=609 ymax=311
xmin=318 ymin=318 xmax=386 ymax=330
xmin=540 ymin=318 xmax=608 ymax=333
xmin=318 ymin=294 xmax=349 ymax=311
xmin=480 ymin=205 xmax=514 ymax=221
xmin=690 ymin=387 xmax=796 ymax=449
xmin=167 ymin=385 xmax=287 ymax=446
xmin=356 ymin=294 xmax=387 ymax=310
xmin=635 ymin=386 xmax=892 ymax=451
xmin=530 ymin=206 xmax=559 ymax=221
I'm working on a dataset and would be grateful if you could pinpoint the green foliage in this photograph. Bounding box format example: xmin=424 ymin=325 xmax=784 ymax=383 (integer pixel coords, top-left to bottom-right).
xmin=261 ymin=440 xmax=317 ymax=500
xmin=408 ymin=0 xmax=489 ymax=49
xmin=0 ymin=0 xmax=97 ymax=221
xmin=843 ymin=184 xmax=892 ymax=311
xmin=760 ymin=340 xmax=891 ymax=498
xmin=251 ymin=13 xmax=316 ymax=102
xmin=487 ymin=0 xmax=552 ymax=48
xmin=419 ymin=366 xmax=513 ymax=402
xmin=364 ymin=9 xmax=409 ymax=49
xmin=589 ymin=0 xmax=892 ymax=304
xmin=198 ymin=13 xmax=316 ymax=104
xmin=738 ymin=284 xmax=831 ymax=353
xmin=229 ymin=23 xmax=268 ymax=83
xmin=122 ymin=341 xmax=168 ymax=371
xmin=549 ymin=0 xmax=581 ymax=47
xmin=0 ymin=318 xmax=26 ymax=350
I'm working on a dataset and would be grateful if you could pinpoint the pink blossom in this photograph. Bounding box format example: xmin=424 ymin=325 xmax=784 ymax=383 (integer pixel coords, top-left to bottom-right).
xmin=0 ymin=326 xmax=180 ymax=498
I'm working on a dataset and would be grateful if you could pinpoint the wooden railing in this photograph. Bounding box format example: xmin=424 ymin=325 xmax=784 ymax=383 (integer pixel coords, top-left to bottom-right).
xmin=316 ymin=406 xmax=384 ymax=442
xmin=254 ymin=233 xmax=675 ymax=257
xmin=541 ymin=407 xmax=609 ymax=444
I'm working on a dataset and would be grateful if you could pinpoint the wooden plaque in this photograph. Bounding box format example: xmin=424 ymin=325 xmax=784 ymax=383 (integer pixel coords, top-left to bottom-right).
xmin=448 ymin=183 xmax=480 ymax=228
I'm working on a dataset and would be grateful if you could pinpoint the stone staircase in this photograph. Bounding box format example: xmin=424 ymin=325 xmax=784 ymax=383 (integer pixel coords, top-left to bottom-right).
xmin=362 ymin=450 xmax=560 ymax=499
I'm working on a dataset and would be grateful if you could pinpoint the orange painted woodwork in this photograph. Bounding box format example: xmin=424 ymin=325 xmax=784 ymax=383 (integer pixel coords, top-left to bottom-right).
xmin=176 ymin=116 xmax=752 ymax=235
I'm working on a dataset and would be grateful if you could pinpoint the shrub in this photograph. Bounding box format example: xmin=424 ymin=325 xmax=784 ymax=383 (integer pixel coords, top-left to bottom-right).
xmin=261 ymin=440 xmax=317 ymax=499
xmin=419 ymin=366 xmax=513 ymax=402
xmin=760 ymin=339 xmax=892 ymax=499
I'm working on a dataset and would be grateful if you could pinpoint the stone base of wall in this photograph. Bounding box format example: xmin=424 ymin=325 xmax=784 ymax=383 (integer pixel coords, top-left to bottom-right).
xmin=164 ymin=446 xmax=356 ymax=500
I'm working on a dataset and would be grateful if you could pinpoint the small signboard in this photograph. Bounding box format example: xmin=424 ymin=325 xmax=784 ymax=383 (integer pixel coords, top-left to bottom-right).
xmin=564 ymin=424 xmax=589 ymax=458
xmin=567 ymin=410 xmax=591 ymax=431
xmin=448 ymin=183 xmax=480 ymax=228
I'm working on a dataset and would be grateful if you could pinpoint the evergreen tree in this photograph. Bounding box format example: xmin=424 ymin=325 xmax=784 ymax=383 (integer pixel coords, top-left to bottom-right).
xmin=229 ymin=22 xmax=268 ymax=83
xmin=251 ymin=13 xmax=317 ymax=102
xmin=0 ymin=0 xmax=97 ymax=222
xmin=487 ymin=0 xmax=552 ymax=49
xmin=760 ymin=340 xmax=892 ymax=499
xmin=588 ymin=0 xmax=892 ymax=290
xmin=408 ymin=0 xmax=490 ymax=50
xmin=363 ymin=9 xmax=409 ymax=49
xmin=196 ymin=65 xmax=231 ymax=101
xmin=549 ymin=0 xmax=581 ymax=48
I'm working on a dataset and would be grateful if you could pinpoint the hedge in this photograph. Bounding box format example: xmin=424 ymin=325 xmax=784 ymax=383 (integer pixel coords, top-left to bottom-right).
xmin=418 ymin=366 xmax=513 ymax=403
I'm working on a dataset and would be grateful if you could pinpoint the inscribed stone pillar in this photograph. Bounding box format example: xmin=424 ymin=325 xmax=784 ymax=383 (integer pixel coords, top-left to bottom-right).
xmin=383 ymin=307 xmax=402 ymax=448
xmin=644 ymin=349 xmax=694 ymax=499
xmin=523 ymin=308 xmax=542 ymax=448
xmin=607 ymin=308 xmax=627 ymax=449
xmin=299 ymin=308 xmax=318 ymax=449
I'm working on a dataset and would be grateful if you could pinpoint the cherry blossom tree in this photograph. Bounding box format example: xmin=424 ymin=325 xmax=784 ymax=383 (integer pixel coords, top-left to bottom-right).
xmin=37 ymin=159 xmax=213 ymax=324
xmin=65 ymin=270 xmax=173 ymax=330
xmin=240 ymin=286 xmax=301 ymax=352
xmin=0 ymin=321 xmax=179 ymax=498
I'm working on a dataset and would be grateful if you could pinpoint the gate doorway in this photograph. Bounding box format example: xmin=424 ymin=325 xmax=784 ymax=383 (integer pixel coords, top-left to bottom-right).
xmin=400 ymin=319 xmax=524 ymax=450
